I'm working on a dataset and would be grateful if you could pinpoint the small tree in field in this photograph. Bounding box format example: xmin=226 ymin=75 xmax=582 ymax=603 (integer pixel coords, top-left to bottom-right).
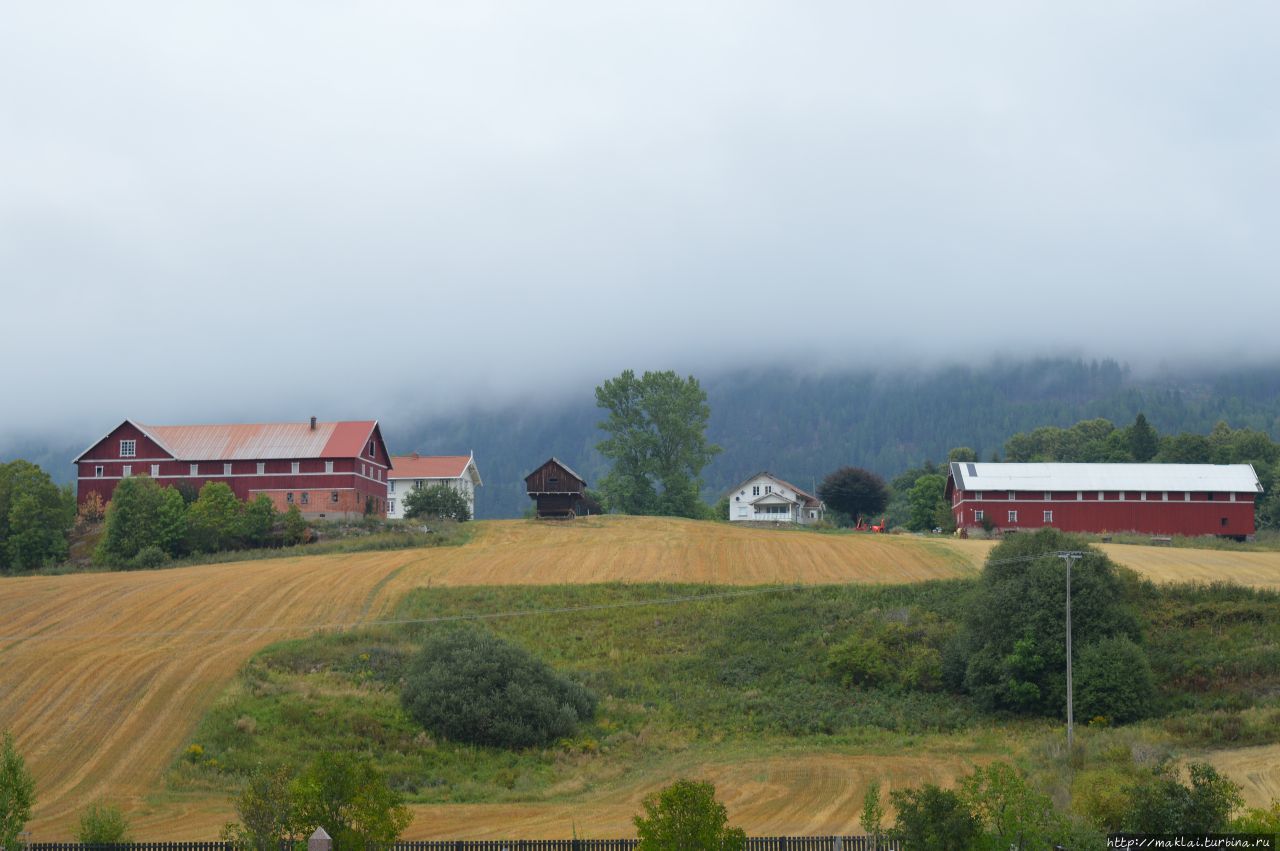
xmin=0 ymin=731 xmax=35 ymax=851
xmin=403 ymin=484 xmax=471 ymax=522
xmin=290 ymin=753 xmax=410 ymax=851
xmin=283 ymin=504 xmax=308 ymax=546
xmin=77 ymin=801 xmax=131 ymax=844
xmin=634 ymin=779 xmax=746 ymax=851
xmin=818 ymin=467 xmax=889 ymax=526
xmin=222 ymin=765 xmax=300 ymax=851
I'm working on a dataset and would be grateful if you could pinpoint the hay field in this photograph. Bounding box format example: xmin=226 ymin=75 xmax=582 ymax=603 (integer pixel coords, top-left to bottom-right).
xmin=1203 ymin=744 xmax=1280 ymax=808
xmin=0 ymin=518 xmax=975 ymax=839
xmin=930 ymin=538 xmax=1280 ymax=588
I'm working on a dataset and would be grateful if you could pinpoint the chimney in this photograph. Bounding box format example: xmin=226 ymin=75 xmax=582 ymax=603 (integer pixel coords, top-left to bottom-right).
xmin=309 ymin=416 xmax=316 ymax=430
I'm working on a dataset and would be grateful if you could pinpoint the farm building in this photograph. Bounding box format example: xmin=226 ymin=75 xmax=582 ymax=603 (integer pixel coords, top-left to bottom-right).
xmin=75 ymin=418 xmax=391 ymax=519
xmin=525 ymin=457 xmax=590 ymax=519
xmin=726 ymin=472 xmax=825 ymax=525
xmin=386 ymin=452 xmax=483 ymax=519
xmin=946 ymin=462 xmax=1263 ymax=539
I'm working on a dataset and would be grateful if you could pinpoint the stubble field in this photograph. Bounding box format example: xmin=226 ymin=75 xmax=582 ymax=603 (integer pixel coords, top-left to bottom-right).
xmin=2 ymin=517 xmax=1279 ymax=838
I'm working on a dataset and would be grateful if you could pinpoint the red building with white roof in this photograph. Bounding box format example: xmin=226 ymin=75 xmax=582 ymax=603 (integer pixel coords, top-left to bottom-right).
xmin=386 ymin=452 xmax=482 ymax=519
xmin=946 ymin=462 xmax=1263 ymax=539
xmin=75 ymin=418 xmax=391 ymax=519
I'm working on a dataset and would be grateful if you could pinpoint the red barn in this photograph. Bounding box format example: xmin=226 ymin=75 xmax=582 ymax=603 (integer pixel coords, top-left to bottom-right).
xmin=946 ymin=462 xmax=1263 ymax=539
xmin=75 ymin=418 xmax=391 ymax=519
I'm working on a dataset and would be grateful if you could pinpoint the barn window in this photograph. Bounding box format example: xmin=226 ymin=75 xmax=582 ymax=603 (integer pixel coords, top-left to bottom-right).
xmin=119 ymin=440 xmax=136 ymax=458
xmin=224 ymin=463 xmax=232 ymax=476
xmin=151 ymin=464 xmax=160 ymax=477
xmin=94 ymin=465 xmax=104 ymax=477
xmin=975 ymin=491 xmax=983 ymax=500
xmin=331 ymin=491 xmax=339 ymax=503
xmin=1221 ymin=517 xmax=1229 ymax=527
xmin=549 ymin=476 xmax=559 ymax=486
xmin=1008 ymin=491 xmax=1015 ymax=500
xmin=1008 ymin=510 xmax=1018 ymax=523
xmin=974 ymin=510 xmax=984 ymax=522
xmin=190 ymin=463 xmax=199 ymax=476
xmin=122 ymin=465 xmax=132 ymax=477
xmin=286 ymin=492 xmax=293 ymax=503
xmin=325 ymin=461 xmax=334 ymax=474
xmin=257 ymin=462 xmax=265 ymax=475
xmin=1044 ymin=491 xmax=1051 ymax=500
xmin=292 ymin=462 xmax=301 ymax=475
xmin=1207 ymin=492 xmax=1215 ymax=501
xmin=301 ymin=493 xmax=309 ymax=505
xmin=1043 ymin=510 xmax=1054 ymax=523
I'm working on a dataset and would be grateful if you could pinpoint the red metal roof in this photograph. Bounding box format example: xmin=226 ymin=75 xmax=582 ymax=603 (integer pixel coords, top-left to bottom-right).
xmin=137 ymin=420 xmax=379 ymax=461
xmin=389 ymin=453 xmax=473 ymax=480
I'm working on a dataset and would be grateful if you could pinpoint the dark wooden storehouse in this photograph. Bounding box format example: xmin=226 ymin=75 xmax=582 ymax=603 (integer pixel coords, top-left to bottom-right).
xmin=525 ymin=457 xmax=589 ymax=519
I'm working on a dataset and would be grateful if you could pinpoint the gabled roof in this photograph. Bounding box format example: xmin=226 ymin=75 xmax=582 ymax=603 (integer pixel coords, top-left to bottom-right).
xmin=947 ymin=462 xmax=1263 ymax=494
xmin=748 ymin=491 xmax=800 ymax=506
xmin=726 ymin=470 xmax=823 ymax=508
xmin=75 ymin=419 xmax=382 ymax=462
xmin=525 ymin=456 xmax=587 ymax=486
xmin=390 ymin=452 xmax=481 ymax=485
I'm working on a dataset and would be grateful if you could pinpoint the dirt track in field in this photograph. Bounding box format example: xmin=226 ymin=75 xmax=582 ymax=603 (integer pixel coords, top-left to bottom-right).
xmin=1202 ymin=744 xmax=1280 ymax=808
xmin=4 ymin=517 xmax=1279 ymax=839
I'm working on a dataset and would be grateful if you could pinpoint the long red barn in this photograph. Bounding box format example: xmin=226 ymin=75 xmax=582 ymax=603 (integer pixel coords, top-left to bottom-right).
xmin=75 ymin=418 xmax=391 ymax=519
xmin=946 ymin=462 xmax=1263 ymax=539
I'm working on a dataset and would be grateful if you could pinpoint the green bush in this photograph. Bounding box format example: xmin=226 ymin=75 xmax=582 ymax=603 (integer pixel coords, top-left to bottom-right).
xmin=77 ymin=801 xmax=131 ymax=844
xmin=1 ymin=731 xmax=35 ymax=851
xmin=1120 ymin=761 xmax=1242 ymax=834
xmin=633 ymin=779 xmax=746 ymax=851
xmin=1075 ymin=636 xmax=1156 ymax=724
xmin=403 ymin=484 xmax=471 ymax=522
xmin=826 ymin=608 xmax=954 ymax=691
xmin=127 ymin=545 xmax=171 ymax=570
xmin=400 ymin=628 xmax=596 ymax=748
xmin=889 ymin=784 xmax=982 ymax=851
xmin=94 ymin=476 xmax=187 ymax=564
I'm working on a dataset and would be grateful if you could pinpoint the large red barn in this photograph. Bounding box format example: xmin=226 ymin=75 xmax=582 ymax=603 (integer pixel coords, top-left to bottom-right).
xmin=75 ymin=418 xmax=391 ymax=519
xmin=946 ymin=462 xmax=1263 ymax=539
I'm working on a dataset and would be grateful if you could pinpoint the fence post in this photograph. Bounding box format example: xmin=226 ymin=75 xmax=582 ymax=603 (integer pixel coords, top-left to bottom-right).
xmin=308 ymin=828 xmax=332 ymax=851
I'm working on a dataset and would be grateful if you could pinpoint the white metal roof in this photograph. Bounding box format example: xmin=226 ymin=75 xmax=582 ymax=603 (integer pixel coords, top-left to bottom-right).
xmin=948 ymin=462 xmax=1262 ymax=493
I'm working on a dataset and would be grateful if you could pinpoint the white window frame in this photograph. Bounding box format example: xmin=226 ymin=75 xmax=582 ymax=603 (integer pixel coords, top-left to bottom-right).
xmin=975 ymin=491 xmax=983 ymax=500
xmin=388 ymin=498 xmax=395 ymax=513
xmin=1008 ymin=510 xmax=1018 ymax=523
xmin=94 ymin=465 xmax=104 ymax=477
xmin=286 ymin=492 xmax=294 ymax=503
xmin=257 ymin=462 xmax=266 ymax=475
xmin=301 ymin=492 xmax=309 ymax=505
xmin=119 ymin=439 xmax=136 ymax=458
xmin=389 ymin=480 xmax=396 ymax=492
xmin=1008 ymin=491 xmax=1015 ymax=500
xmin=190 ymin=463 xmax=199 ymax=476
xmin=1044 ymin=491 xmax=1051 ymax=500
xmin=224 ymin=463 xmax=232 ymax=476
xmin=122 ymin=465 xmax=132 ymax=477
xmin=1043 ymin=510 xmax=1054 ymax=523
xmin=292 ymin=462 xmax=300 ymax=475
xmin=752 ymin=485 xmax=760 ymax=496
xmin=150 ymin=464 xmax=160 ymax=477
xmin=325 ymin=461 xmax=334 ymax=474
xmin=974 ymin=509 xmax=985 ymax=522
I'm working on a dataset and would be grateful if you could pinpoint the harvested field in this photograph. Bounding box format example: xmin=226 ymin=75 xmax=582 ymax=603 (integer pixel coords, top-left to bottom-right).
xmin=1202 ymin=743 xmax=1280 ymax=808
xmin=0 ymin=518 xmax=974 ymax=839
xmin=930 ymin=538 xmax=1280 ymax=589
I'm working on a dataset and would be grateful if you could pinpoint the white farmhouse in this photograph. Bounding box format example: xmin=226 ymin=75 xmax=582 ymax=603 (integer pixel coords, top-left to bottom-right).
xmin=387 ymin=452 xmax=483 ymax=519
xmin=726 ymin=472 xmax=825 ymax=525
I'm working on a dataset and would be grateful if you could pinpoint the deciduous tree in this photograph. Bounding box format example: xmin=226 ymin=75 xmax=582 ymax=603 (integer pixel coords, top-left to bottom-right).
xmin=818 ymin=467 xmax=888 ymax=525
xmin=633 ymin=779 xmax=746 ymax=851
xmin=595 ymin=370 xmax=720 ymax=518
xmin=0 ymin=731 xmax=35 ymax=851
xmin=403 ymin=484 xmax=471 ymax=522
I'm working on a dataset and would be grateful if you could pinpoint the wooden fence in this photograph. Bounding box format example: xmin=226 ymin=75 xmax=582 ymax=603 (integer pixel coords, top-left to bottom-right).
xmin=28 ymin=836 xmax=900 ymax=851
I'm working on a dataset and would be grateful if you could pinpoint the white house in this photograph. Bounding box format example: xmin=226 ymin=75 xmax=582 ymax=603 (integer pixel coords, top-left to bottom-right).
xmin=387 ymin=452 xmax=483 ymax=519
xmin=726 ymin=472 xmax=825 ymax=525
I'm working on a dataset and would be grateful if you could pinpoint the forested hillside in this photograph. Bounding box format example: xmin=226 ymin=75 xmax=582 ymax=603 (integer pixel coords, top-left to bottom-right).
xmin=386 ymin=359 xmax=1280 ymax=519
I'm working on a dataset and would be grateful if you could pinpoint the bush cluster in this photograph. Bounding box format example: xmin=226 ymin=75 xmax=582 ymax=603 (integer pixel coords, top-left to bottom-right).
xmin=400 ymin=628 xmax=597 ymax=749
xmin=826 ymin=607 xmax=954 ymax=691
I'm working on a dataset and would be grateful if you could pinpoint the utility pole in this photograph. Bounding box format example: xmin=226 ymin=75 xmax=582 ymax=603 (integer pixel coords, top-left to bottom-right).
xmin=1057 ymin=550 xmax=1084 ymax=752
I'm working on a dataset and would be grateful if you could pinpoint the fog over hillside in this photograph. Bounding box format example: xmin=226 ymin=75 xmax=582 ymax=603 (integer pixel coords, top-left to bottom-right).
xmin=2 ymin=3 xmax=1279 ymax=442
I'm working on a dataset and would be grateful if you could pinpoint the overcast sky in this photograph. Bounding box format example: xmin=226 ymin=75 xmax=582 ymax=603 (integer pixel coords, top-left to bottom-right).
xmin=2 ymin=2 xmax=1277 ymax=443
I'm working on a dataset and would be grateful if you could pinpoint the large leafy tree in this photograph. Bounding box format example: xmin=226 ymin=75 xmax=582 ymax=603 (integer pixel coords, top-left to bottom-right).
xmin=595 ymin=370 xmax=720 ymax=518
xmin=818 ymin=467 xmax=888 ymax=525
xmin=0 ymin=461 xmax=74 ymax=572
xmin=185 ymin=482 xmax=244 ymax=553
xmin=958 ymin=529 xmax=1143 ymax=716
xmin=94 ymin=476 xmax=187 ymax=565
xmin=0 ymin=731 xmax=35 ymax=851
xmin=289 ymin=753 xmax=410 ymax=850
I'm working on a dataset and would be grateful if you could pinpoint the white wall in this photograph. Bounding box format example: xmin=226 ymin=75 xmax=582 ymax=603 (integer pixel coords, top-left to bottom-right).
xmin=387 ymin=470 xmax=477 ymax=519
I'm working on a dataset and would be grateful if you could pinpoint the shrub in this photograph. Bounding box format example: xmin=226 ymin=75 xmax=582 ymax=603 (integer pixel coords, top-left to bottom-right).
xmin=1120 ymin=761 xmax=1243 ymax=834
xmin=827 ymin=608 xmax=955 ymax=691
xmin=283 ymin=505 xmax=308 ymax=546
xmin=127 ymin=545 xmax=171 ymax=570
xmin=77 ymin=801 xmax=131 ymax=844
xmin=291 ymin=753 xmax=410 ymax=850
xmin=94 ymin=476 xmax=187 ymax=564
xmin=889 ymin=784 xmax=982 ymax=851
xmin=400 ymin=628 xmax=596 ymax=748
xmin=77 ymin=491 xmax=107 ymax=524
xmin=1075 ymin=636 xmax=1156 ymax=724
xmin=221 ymin=765 xmax=298 ymax=851
xmin=633 ymin=779 xmax=746 ymax=851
